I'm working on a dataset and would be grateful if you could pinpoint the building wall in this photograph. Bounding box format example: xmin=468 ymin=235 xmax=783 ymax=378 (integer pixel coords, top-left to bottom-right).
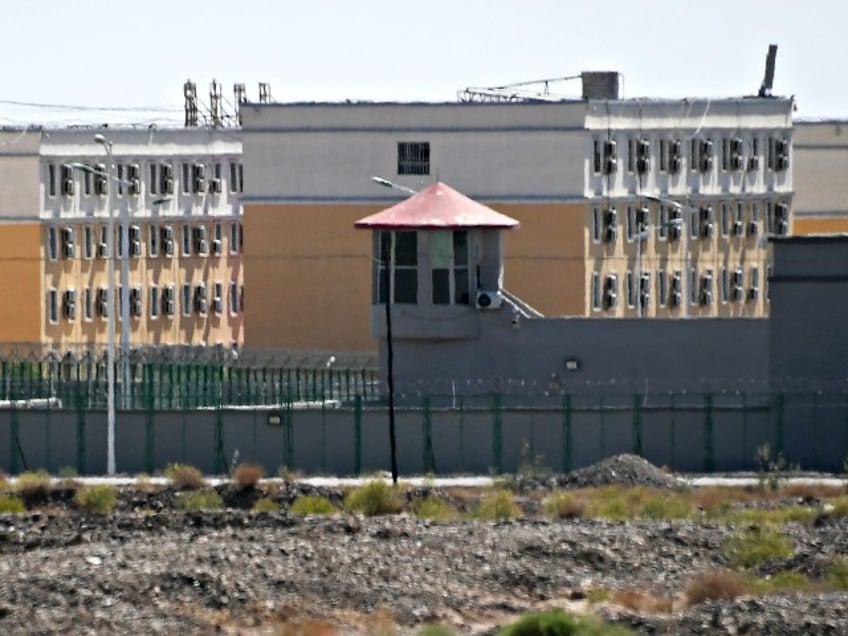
xmin=0 ymin=131 xmax=40 ymax=218
xmin=793 ymin=120 xmax=848 ymax=230
xmin=0 ymin=223 xmax=41 ymax=342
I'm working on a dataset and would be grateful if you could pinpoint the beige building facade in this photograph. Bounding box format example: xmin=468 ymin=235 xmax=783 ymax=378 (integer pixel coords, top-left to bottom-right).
xmin=0 ymin=126 xmax=244 ymax=350
xmin=240 ymin=93 xmax=793 ymax=352
xmin=792 ymin=120 xmax=848 ymax=235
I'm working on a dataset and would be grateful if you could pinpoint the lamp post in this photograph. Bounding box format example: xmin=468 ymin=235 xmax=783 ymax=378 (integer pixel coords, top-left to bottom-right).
xmin=370 ymin=176 xmax=419 ymax=485
xmin=94 ymin=134 xmax=133 ymax=414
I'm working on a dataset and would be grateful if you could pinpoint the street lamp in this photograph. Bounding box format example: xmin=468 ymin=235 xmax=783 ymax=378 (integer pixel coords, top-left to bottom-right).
xmin=369 ymin=176 xmax=419 ymax=485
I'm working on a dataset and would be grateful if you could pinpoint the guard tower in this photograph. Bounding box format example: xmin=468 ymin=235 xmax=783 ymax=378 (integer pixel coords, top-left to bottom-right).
xmin=354 ymin=182 xmax=519 ymax=342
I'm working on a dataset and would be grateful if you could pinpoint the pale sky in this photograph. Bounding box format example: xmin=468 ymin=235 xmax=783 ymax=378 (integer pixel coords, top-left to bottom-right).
xmin=0 ymin=0 xmax=845 ymax=126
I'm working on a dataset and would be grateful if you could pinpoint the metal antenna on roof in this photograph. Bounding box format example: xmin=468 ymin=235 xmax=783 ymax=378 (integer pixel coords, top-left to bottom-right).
xmin=758 ymin=44 xmax=778 ymax=98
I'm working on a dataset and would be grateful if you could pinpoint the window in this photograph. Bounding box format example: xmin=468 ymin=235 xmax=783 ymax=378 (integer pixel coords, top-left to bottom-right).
xmin=658 ymin=205 xmax=668 ymax=240
xmin=181 ymin=163 xmax=191 ymax=194
xmin=229 ymin=162 xmax=239 ymax=193
xmin=690 ymin=138 xmax=699 ymax=171
xmin=604 ymin=274 xmax=618 ymax=309
xmin=720 ymin=268 xmax=729 ymax=303
xmin=149 ymin=163 xmax=159 ymax=196
xmin=116 ymin=226 xmax=124 ymax=258
xmin=627 ymin=138 xmax=637 ymax=173
xmin=720 ymin=202 xmax=730 ymax=236
xmin=591 ymin=272 xmax=601 ymax=311
xmin=626 ymin=205 xmax=635 ymax=241
xmin=657 ymin=270 xmax=667 ymax=307
xmin=47 ymin=227 xmax=58 ymax=260
xmin=116 ymin=164 xmax=125 ymax=196
xmin=181 ymin=224 xmax=191 ymax=256
xmin=376 ymin=231 xmax=418 ymax=304
xmin=626 ymin=270 xmax=636 ymax=307
xmin=237 ymin=164 xmax=244 ymax=193
xmin=195 ymin=283 xmax=207 ymax=314
xmin=84 ymin=288 xmax=93 ymax=321
xmin=47 ymin=288 xmax=58 ymax=323
xmin=397 ymin=142 xmax=429 ymax=175
xmin=735 ymin=202 xmax=745 ymax=232
xmin=213 ymin=282 xmax=223 ymax=314
xmin=83 ymin=225 xmax=93 ymax=259
xmin=751 ymin=266 xmax=760 ymax=297
xmin=83 ymin=166 xmax=92 ymax=196
xmin=47 ymin=164 xmax=57 ymax=197
xmin=689 ymin=207 xmax=699 ymax=240
xmin=229 ymin=221 xmax=239 ymax=254
xmin=148 ymin=224 xmax=159 ymax=257
xmin=162 ymin=285 xmax=175 ymax=316
xmin=766 ymin=265 xmax=772 ymax=302
xmin=150 ymin=286 xmax=159 ymax=318
xmin=431 ymin=230 xmax=469 ymax=305
xmin=229 ymin=281 xmax=240 ymax=315
xmin=689 ymin=267 xmax=699 ymax=306
xmin=659 ymin=139 xmax=668 ymax=173
xmin=721 ymin=138 xmax=730 ymax=171
xmin=592 ymin=139 xmax=603 ymax=174
xmin=99 ymin=226 xmax=109 ymax=258
xmin=639 ymin=272 xmax=651 ymax=309
xmin=181 ymin=283 xmax=192 ymax=316
xmin=751 ymin=136 xmax=760 ymax=170
xmin=592 ymin=207 xmax=602 ymax=243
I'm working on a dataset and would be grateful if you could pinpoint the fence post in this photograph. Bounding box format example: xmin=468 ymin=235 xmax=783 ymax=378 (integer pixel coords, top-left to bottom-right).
xmin=561 ymin=394 xmax=573 ymax=473
xmin=492 ymin=393 xmax=503 ymax=475
xmin=703 ymin=393 xmax=714 ymax=472
xmin=422 ymin=395 xmax=435 ymax=474
xmin=76 ymin=391 xmax=86 ymax=475
xmin=144 ymin=364 xmax=155 ymax=474
xmin=354 ymin=394 xmax=362 ymax=475
xmin=632 ymin=393 xmax=643 ymax=456
xmin=284 ymin=402 xmax=294 ymax=470
xmin=774 ymin=392 xmax=785 ymax=457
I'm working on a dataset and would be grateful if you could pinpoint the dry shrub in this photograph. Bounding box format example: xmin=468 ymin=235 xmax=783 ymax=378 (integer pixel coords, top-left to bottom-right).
xmin=781 ymin=483 xmax=844 ymax=500
xmin=233 ymin=463 xmax=264 ymax=490
xmin=344 ymin=481 xmax=403 ymax=516
xmin=164 ymin=463 xmax=206 ymax=490
xmin=613 ymin=588 xmax=674 ymax=613
xmin=14 ymin=470 xmax=51 ymax=497
xmin=74 ymin=484 xmax=117 ymax=515
xmin=543 ymin=491 xmax=585 ymax=519
xmin=685 ymin=569 xmax=748 ymax=606
xmin=275 ymin=619 xmax=338 ymax=636
xmin=175 ymin=489 xmax=223 ymax=511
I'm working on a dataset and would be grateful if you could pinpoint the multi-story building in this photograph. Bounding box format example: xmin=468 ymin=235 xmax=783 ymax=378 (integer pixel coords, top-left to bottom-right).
xmin=240 ymin=74 xmax=794 ymax=352
xmin=0 ymin=126 xmax=244 ymax=349
xmin=792 ymin=119 xmax=848 ymax=234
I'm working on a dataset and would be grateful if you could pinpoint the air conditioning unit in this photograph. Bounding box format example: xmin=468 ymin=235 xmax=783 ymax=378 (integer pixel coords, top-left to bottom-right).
xmin=130 ymin=240 xmax=141 ymax=257
xmin=636 ymin=157 xmax=651 ymax=174
xmin=700 ymin=156 xmax=714 ymax=172
xmin=732 ymin=286 xmax=745 ymax=302
xmin=731 ymin=221 xmax=744 ymax=236
xmin=603 ymin=290 xmax=617 ymax=310
xmin=731 ymin=270 xmax=744 ymax=286
xmin=211 ymin=239 xmax=222 ymax=255
xmin=670 ymin=156 xmax=682 ymax=174
xmin=776 ymin=220 xmax=789 ymax=236
xmin=776 ymin=155 xmax=790 ymax=171
xmin=605 ymin=225 xmax=618 ymax=243
xmin=670 ymin=292 xmax=682 ymax=307
xmin=97 ymin=242 xmax=109 ymax=258
xmin=161 ymin=225 xmax=174 ymax=241
xmin=748 ymin=155 xmax=760 ymax=171
xmin=208 ymin=178 xmax=222 ymax=194
xmin=701 ymin=139 xmax=714 ymax=155
xmin=162 ymin=177 xmax=175 ymax=195
xmin=193 ymin=164 xmax=206 ymax=193
xmin=163 ymin=300 xmax=175 ymax=316
xmin=163 ymin=239 xmax=174 ymax=256
xmin=603 ymin=140 xmax=617 ymax=156
xmin=475 ymin=290 xmax=501 ymax=310
xmin=700 ymin=290 xmax=713 ymax=306
xmin=604 ymin=157 xmax=617 ymax=174
xmin=730 ymin=155 xmax=745 ymax=171
xmin=195 ymin=298 xmax=208 ymax=314
xmin=668 ymin=224 xmax=681 ymax=241
xmin=131 ymin=300 xmax=142 ymax=317
xmin=748 ymin=287 xmax=759 ymax=301
xmin=62 ymin=243 xmax=75 ymax=259
xmin=62 ymin=179 xmax=75 ymax=196
xmin=128 ymin=178 xmax=141 ymax=195
xmin=213 ymin=297 xmax=223 ymax=313
xmin=747 ymin=221 xmax=758 ymax=236
xmin=195 ymin=239 xmax=208 ymax=254
xmin=700 ymin=222 xmax=714 ymax=239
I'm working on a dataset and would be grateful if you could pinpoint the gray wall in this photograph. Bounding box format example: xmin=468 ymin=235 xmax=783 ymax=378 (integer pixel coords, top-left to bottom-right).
xmin=382 ymin=309 xmax=769 ymax=395
xmin=4 ymin=392 xmax=844 ymax=476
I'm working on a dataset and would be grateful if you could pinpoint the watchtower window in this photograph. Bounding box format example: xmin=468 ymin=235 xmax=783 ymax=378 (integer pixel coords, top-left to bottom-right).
xmin=431 ymin=230 xmax=470 ymax=305
xmin=376 ymin=230 xmax=418 ymax=305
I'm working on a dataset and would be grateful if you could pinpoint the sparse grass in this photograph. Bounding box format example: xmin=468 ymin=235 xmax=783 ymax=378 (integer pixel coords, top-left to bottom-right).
xmin=579 ymin=486 xmax=692 ymax=521
xmin=780 ymin=483 xmax=844 ymax=500
xmin=290 ymin=495 xmax=337 ymax=516
xmin=14 ymin=470 xmax=51 ymax=497
xmin=74 ymin=484 xmax=117 ymax=515
xmin=251 ymin=496 xmax=280 ymax=512
xmin=638 ymin=491 xmax=693 ymax=520
xmin=134 ymin=473 xmax=158 ymax=493
xmin=828 ymin=496 xmax=848 ymax=517
xmin=164 ymin=463 xmax=206 ymax=491
xmin=586 ymin=587 xmax=613 ymax=604
xmin=723 ymin=525 xmax=794 ymax=569
xmin=685 ymin=569 xmax=749 ymax=606
xmin=344 ymin=480 xmax=403 ymax=516
xmin=414 ymin=625 xmax=458 ymax=636
xmin=472 ymin=489 xmax=522 ymax=521
xmin=827 ymin=557 xmax=848 ymax=589
xmin=746 ymin=570 xmax=814 ymax=595
xmin=497 ymin=608 xmax=633 ymax=635
xmin=274 ymin=618 xmax=338 ymax=636
xmin=543 ymin=491 xmax=585 ymax=519
xmin=175 ymin=489 xmax=224 ymax=511
xmin=613 ymin=588 xmax=674 ymax=613
xmin=233 ymin=463 xmax=264 ymax=490
xmin=411 ymin=496 xmax=457 ymax=521
xmin=722 ymin=505 xmax=818 ymax=526
xmin=0 ymin=494 xmax=26 ymax=513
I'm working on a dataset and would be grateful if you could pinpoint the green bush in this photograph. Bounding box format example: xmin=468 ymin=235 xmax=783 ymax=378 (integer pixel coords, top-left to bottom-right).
xmin=164 ymin=463 xmax=206 ymax=490
xmin=411 ymin=496 xmax=457 ymax=521
xmin=639 ymin=493 xmax=693 ymax=520
xmin=344 ymin=480 xmax=403 ymax=516
xmin=0 ymin=494 xmax=26 ymax=513
xmin=497 ymin=609 xmax=632 ymax=635
xmin=473 ymin=489 xmax=522 ymax=521
xmin=175 ymin=489 xmax=224 ymax=511
xmin=251 ymin=496 xmax=280 ymax=512
xmin=543 ymin=492 xmax=585 ymax=519
xmin=827 ymin=557 xmax=848 ymax=589
xmin=290 ymin=494 xmax=336 ymax=515
xmin=414 ymin=625 xmax=458 ymax=636
xmin=14 ymin=470 xmax=51 ymax=496
xmin=724 ymin=525 xmax=794 ymax=569
xmin=74 ymin=485 xmax=117 ymax=515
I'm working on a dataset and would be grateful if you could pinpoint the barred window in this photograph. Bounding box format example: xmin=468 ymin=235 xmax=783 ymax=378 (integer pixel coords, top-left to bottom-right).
xmin=397 ymin=142 xmax=430 ymax=175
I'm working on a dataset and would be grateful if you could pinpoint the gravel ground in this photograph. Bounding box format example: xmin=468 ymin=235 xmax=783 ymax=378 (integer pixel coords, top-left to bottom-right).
xmin=0 ymin=455 xmax=846 ymax=635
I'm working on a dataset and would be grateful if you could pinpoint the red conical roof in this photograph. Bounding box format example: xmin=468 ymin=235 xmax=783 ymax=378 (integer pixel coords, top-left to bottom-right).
xmin=355 ymin=182 xmax=519 ymax=230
